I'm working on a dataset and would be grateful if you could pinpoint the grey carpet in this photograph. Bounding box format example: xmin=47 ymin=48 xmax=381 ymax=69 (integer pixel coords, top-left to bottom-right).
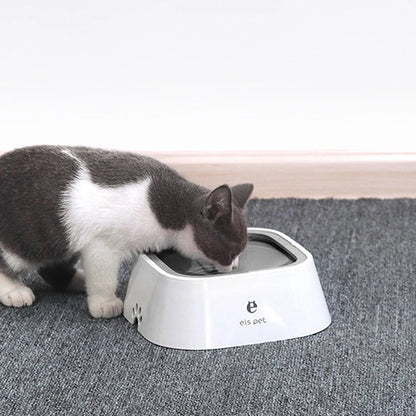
xmin=1 ymin=199 xmax=415 ymax=416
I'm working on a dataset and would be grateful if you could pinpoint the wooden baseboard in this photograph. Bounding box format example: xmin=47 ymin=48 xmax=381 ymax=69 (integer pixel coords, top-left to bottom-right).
xmin=143 ymin=151 xmax=416 ymax=199
xmin=1 ymin=149 xmax=415 ymax=198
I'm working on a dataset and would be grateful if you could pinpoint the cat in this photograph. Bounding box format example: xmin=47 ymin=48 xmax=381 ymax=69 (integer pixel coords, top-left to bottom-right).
xmin=0 ymin=146 xmax=253 ymax=318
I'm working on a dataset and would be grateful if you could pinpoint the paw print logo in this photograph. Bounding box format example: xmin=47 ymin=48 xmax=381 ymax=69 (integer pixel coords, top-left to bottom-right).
xmin=132 ymin=303 xmax=143 ymax=326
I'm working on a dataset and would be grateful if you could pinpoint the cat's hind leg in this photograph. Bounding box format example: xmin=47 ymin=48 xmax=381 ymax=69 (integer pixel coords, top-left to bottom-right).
xmin=38 ymin=254 xmax=86 ymax=292
xmin=0 ymin=254 xmax=35 ymax=307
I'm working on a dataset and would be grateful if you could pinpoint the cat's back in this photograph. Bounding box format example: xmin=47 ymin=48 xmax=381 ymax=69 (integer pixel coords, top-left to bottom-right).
xmin=0 ymin=145 xmax=80 ymax=201
xmin=0 ymin=145 xmax=173 ymax=188
xmin=69 ymin=146 xmax=166 ymax=186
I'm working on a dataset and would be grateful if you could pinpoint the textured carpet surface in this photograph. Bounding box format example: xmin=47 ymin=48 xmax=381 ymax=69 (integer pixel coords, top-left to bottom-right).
xmin=1 ymin=199 xmax=415 ymax=415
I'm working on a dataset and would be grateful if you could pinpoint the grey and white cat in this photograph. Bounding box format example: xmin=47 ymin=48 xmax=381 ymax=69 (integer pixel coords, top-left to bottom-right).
xmin=0 ymin=146 xmax=253 ymax=318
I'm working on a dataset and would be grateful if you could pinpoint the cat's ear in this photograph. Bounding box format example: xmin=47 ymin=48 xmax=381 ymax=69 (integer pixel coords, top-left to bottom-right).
xmin=201 ymin=185 xmax=232 ymax=222
xmin=231 ymin=183 xmax=254 ymax=209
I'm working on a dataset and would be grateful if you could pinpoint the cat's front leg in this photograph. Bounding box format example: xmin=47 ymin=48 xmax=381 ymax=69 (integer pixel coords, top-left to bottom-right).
xmin=81 ymin=238 xmax=123 ymax=319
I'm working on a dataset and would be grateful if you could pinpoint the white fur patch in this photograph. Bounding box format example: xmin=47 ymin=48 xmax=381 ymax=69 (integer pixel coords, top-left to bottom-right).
xmin=0 ymin=245 xmax=35 ymax=272
xmin=174 ymin=224 xmax=205 ymax=260
xmin=61 ymin=167 xmax=176 ymax=256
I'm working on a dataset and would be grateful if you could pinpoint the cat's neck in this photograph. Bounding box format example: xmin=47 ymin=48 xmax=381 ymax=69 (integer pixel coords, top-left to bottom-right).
xmin=148 ymin=179 xmax=208 ymax=259
xmin=148 ymin=176 xmax=208 ymax=230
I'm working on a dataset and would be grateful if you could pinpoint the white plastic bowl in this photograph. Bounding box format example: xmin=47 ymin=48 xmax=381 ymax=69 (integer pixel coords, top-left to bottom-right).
xmin=124 ymin=228 xmax=331 ymax=350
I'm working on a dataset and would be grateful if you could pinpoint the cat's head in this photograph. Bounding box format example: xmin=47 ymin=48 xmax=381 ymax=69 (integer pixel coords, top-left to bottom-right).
xmin=191 ymin=183 xmax=254 ymax=272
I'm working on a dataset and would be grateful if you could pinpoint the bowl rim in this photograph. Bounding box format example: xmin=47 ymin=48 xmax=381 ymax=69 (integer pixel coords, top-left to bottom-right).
xmin=138 ymin=228 xmax=311 ymax=281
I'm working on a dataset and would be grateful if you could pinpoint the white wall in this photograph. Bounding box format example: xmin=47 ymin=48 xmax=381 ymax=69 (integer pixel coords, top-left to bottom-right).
xmin=1 ymin=0 xmax=415 ymax=152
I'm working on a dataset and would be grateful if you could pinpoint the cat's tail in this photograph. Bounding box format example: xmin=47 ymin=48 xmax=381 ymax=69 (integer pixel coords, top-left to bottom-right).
xmin=38 ymin=254 xmax=86 ymax=292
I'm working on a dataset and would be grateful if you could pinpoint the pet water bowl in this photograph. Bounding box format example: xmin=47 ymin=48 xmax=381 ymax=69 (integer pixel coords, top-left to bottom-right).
xmin=123 ymin=228 xmax=331 ymax=350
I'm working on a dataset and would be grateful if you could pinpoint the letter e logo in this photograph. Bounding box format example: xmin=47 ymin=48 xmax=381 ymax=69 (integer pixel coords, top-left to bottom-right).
xmin=246 ymin=301 xmax=257 ymax=313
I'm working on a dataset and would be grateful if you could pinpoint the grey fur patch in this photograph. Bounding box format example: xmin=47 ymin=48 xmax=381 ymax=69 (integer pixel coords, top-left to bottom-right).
xmin=70 ymin=147 xmax=151 ymax=186
xmin=0 ymin=146 xmax=79 ymax=263
xmin=148 ymin=173 xmax=208 ymax=230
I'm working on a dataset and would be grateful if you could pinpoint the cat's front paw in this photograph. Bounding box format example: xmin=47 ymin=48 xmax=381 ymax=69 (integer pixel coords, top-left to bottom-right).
xmin=0 ymin=286 xmax=35 ymax=308
xmin=88 ymin=296 xmax=123 ymax=319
